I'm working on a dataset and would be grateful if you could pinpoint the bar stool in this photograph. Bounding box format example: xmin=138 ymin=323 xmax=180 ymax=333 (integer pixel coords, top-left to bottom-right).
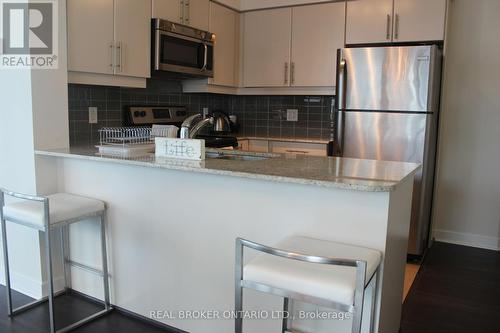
xmin=0 ymin=189 xmax=113 ymax=333
xmin=235 ymin=236 xmax=382 ymax=333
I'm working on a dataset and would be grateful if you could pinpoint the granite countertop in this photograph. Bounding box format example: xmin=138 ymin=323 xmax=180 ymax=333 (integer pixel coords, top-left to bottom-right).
xmin=35 ymin=147 xmax=420 ymax=192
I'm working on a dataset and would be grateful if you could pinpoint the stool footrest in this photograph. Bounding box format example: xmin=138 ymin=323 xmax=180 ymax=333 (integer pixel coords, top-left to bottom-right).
xmin=56 ymin=307 xmax=113 ymax=333
xmin=10 ymin=290 xmax=67 ymax=316
xmin=66 ymin=259 xmax=106 ymax=277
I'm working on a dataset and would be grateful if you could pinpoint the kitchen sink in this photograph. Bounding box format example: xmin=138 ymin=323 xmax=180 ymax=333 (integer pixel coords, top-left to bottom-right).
xmin=205 ymin=152 xmax=269 ymax=161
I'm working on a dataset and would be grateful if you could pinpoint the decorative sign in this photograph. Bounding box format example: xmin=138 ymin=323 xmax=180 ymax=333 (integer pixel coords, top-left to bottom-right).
xmin=155 ymin=138 xmax=205 ymax=161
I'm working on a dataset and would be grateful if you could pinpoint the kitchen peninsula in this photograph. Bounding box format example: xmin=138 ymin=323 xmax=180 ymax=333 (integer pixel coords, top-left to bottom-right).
xmin=35 ymin=148 xmax=419 ymax=333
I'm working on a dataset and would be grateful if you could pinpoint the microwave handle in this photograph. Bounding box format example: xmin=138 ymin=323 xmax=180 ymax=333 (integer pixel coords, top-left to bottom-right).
xmin=154 ymin=30 xmax=161 ymax=71
xmin=201 ymin=43 xmax=208 ymax=72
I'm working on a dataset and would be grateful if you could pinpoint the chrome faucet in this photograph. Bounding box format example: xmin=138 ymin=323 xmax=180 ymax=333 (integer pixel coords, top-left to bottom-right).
xmin=180 ymin=114 xmax=214 ymax=139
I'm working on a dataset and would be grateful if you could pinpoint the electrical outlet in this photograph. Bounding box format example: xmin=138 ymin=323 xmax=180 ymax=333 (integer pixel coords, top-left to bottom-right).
xmin=286 ymin=109 xmax=298 ymax=122
xmin=88 ymin=107 xmax=98 ymax=124
xmin=202 ymin=107 xmax=209 ymax=118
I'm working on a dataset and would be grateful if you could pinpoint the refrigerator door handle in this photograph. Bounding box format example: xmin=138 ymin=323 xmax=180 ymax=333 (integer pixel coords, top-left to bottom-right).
xmin=335 ymin=57 xmax=347 ymax=156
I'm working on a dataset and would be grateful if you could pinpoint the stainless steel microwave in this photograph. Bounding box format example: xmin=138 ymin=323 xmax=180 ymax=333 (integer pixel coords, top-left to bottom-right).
xmin=152 ymin=19 xmax=214 ymax=78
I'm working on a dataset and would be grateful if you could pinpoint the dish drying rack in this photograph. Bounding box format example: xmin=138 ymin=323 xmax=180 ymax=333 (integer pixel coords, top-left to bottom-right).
xmin=99 ymin=127 xmax=153 ymax=146
xmin=97 ymin=127 xmax=154 ymax=157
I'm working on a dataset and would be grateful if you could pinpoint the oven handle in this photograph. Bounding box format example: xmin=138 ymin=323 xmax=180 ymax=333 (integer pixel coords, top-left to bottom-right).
xmin=201 ymin=43 xmax=208 ymax=72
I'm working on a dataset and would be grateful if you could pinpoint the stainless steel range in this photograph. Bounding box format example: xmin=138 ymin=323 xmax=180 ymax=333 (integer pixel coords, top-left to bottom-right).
xmin=125 ymin=106 xmax=188 ymax=127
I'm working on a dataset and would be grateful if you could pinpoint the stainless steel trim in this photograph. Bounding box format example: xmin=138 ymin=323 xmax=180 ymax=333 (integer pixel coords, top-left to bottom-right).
xmin=386 ymin=14 xmax=391 ymax=40
xmin=154 ymin=18 xmax=214 ymax=42
xmin=394 ymin=14 xmax=400 ymax=40
xmin=157 ymin=62 xmax=214 ymax=77
xmin=158 ymin=30 xmax=214 ymax=45
xmin=237 ymin=238 xmax=360 ymax=270
xmin=291 ymin=62 xmax=295 ymax=85
xmin=284 ymin=63 xmax=289 ymax=85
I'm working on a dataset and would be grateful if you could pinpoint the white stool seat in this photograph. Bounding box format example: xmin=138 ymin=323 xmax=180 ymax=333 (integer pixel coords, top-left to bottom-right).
xmin=3 ymin=193 xmax=105 ymax=228
xmin=243 ymin=236 xmax=381 ymax=306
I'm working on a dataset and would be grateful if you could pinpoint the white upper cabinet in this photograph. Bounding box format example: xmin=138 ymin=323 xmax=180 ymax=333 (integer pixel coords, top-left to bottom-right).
xmin=67 ymin=0 xmax=115 ymax=75
xmin=346 ymin=0 xmax=394 ymax=44
xmin=152 ymin=0 xmax=182 ymax=24
xmin=393 ymin=0 xmax=447 ymax=42
xmin=209 ymin=2 xmax=239 ymax=87
xmin=346 ymin=0 xmax=447 ymax=44
xmin=152 ymin=0 xmax=209 ymax=31
xmin=68 ymin=0 xmax=151 ymax=83
xmin=187 ymin=0 xmax=210 ymax=31
xmin=115 ymin=0 xmax=152 ymax=78
xmin=291 ymin=2 xmax=344 ymax=87
xmin=243 ymin=8 xmax=292 ymax=87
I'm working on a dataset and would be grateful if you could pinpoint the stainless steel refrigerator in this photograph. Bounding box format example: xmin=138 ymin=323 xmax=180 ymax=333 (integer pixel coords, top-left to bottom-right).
xmin=334 ymin=45 xmax=442 ymax=257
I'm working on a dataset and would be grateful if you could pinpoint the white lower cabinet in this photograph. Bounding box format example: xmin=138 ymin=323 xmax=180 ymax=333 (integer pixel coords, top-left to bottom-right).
xmin=239 ymin=139 xmax=329 ymax=157
xmin=269 ymin=141 xmax=328 ymax=157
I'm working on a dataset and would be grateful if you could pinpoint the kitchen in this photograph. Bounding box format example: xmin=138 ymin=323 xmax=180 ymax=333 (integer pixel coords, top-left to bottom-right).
xmin=1 ymin=1 xmax=499 ymax=333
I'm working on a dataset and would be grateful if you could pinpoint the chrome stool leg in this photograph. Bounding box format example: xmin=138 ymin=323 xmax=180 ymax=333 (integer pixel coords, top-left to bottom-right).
xmin=0 ymin=191 xmax=13 ymax=316
xmin=282 ymin=297 xmax=290 ymax=333
xmin=60 ymin=227 xmax=69 ymax=294
xmin=369 ymin=269 xmax=380 ymax=333
xmin=100 ymin=214 xmax=111 ymax=310
xmin=235 ymin=239 xmax=243 ymax=333
xmin=45 ymin=229 xmax=56 ymax=333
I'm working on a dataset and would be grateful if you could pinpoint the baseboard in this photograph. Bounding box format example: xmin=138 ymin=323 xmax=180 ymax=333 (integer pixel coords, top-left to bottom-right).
xmin=0 ymin=266 xmax=66 ymax=299
xmin=433 ymin=229 xmax=500 ymax=251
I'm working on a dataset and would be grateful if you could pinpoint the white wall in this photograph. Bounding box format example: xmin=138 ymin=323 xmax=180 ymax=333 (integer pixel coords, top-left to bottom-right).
xmin=0 ymin=0 xmax=70 ymax=298
xmin=432 ymin=0 xmax=500 ymax=251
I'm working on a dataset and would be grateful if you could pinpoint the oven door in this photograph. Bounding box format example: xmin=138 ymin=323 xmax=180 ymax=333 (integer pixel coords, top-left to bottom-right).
xmin=154 ymin=30 xmax=213 ymax=77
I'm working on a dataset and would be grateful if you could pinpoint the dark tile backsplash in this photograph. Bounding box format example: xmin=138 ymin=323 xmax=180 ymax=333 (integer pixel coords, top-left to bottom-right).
xmin=68 ymin=79 xmax=335 ymax=146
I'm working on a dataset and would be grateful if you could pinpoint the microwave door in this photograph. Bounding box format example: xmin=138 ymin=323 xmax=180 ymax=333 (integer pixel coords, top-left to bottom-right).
xmin=155 ymin=31 xmax=210 ymax=76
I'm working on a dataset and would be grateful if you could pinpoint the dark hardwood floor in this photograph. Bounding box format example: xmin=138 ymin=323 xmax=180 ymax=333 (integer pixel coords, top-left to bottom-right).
xmin=401 ymin=242 xmax=500 ymax=333
xmin=0 ymin=288 xmax=172 ymax=333
xmin=1 ymin=241 xmax=499 ymax=332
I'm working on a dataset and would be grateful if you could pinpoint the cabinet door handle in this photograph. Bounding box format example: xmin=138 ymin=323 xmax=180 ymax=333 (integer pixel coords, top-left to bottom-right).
xmin=116 ymin=41 xmax=123 ymax=73
xmin=184 ymin=0 xmax=190 ymax=24
xmin=394 ymin=14 xmax=400 ymax=40
xmin=386 ymin=14 xmax=391 ymax=40
xmin=284 ymin=62 xmax=289 ymax=85
xmin=109 ymin=42 xmax=114 ymax=72
xmin=180 ymin=0 xmax=184 ymax=22
xmin=291 ymin=62 xmax=295 ymax=85
xmin=286 ymin=150 xmax=309 ymax=154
